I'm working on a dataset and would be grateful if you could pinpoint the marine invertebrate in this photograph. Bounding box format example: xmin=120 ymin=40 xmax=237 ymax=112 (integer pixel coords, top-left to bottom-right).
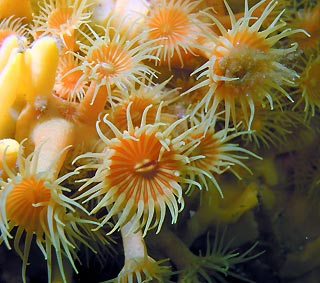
xmin=183 ymin=0 xmax=301 ymax=129
xmin=293 ymin=51 xmax=320 ymax=119
xmin=152 ymin=225 xmax=261 ymax=283
xmin=76 ymin=103 xmax=200 ymax=236
xmin=0 ymin=16 xmax=28 ymax=47
xmin=32 ymin=0 xmax=93 ymax=50
xmin=1 ymin=0 xmax=320 ymax=282
xmin=287 ymin=1 xmax=320 ymax=52
xmin=54 ymin=53 xmax=88 ymax=101
xmin=105 ymin=78 xmax=178 ymax=132
xmin=0 ymin=138 xmax=19 ymax=179
xmin=0 ymin=143 xmax=95 ymax=283
xmin=239 ymin=104 xmax=306 ymax=148
xmin=179 ymin=231 xmax=261 ymax=283
xmin=184 ymin=112 xmax=260 ymax=195
xmin=143 ymin=0 xmax=204 ymax=69
xmin=71 ymin=20 xmax=159 ymax=104
xmin=109 ymin=220 xmax=171 ymax=283
xmin=14 ymin=36 xmax=61 ymax=143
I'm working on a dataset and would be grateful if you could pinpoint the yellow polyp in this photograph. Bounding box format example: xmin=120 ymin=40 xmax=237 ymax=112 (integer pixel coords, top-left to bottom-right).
xmin=0 ymin=0 xmax=33 ymax=22
xmin=0 ymin=51 xmax=25 ymax=138
xmin=25 ymin=36 xmax=59 ymax=104
xmin=0 ymin=138 xmax=19 ymax=178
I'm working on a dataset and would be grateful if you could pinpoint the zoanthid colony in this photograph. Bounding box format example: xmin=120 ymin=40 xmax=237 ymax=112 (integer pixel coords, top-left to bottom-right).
xmin=0 ymin=0 xmax=320 ymax=282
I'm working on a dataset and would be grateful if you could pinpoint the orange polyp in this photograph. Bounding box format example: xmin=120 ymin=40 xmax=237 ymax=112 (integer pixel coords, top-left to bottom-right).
xmin=145 ymin=0 xmax=204 ymax=69
xmin=183 ymin=0 xmax=300 ymax=130
xmin=212 ymin=12 xmax=244 ymax=34
xmin=32 ymin=0 xmax=92 ymax=51
xmin=108 ymin=133 xmax=168 ymax=190
xmin=88 ymin=44 xmax=133 ymax=80
xmin=184 ymin=114 xmax=260 ymax=195
xmin=6 ymin=177 xmax=51 ymax=232
xmin=295 ymin=53 xmax=320 ymax=117
xmin=59 ymin=70 xmax=82 ymax=98
xmin=0 ymin=17 xmax=27 ymax=48
xmin=108 ymin=98 xmax=156 ymax=132
xmin=290 ymin=3 xmax=320 ymax=51
xmin=134 ymin=159 xmax=158 ymax=175
xmin=190 ymin=133 xmax=219 ymax=164
xmin=148 ymin=7 xmax=189 ymax=43
xmin=225 ymin=30 xmax=270 ymax=51
xmin=210 ymin=29 xmax=271 ymax=61
xmin=105 ymin=78 xmax=179 ymax=133
xmin=0 ymin=141 xmax=100 ymax=283
xmin=75 ymin=103 xmax=198 ymax=235
xmin=54 ymin=54 xmax=87 ymax=101
xmin=61 ymin=29 xmax=78 ymax=51
xmin=47 ymin=8 xmax=73 ymax=31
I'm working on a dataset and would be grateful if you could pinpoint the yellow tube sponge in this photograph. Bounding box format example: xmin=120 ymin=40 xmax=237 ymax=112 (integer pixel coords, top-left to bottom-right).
xmin=14 ymin=37 xmax=59 ymax=142
xmin=0 ymin=35 xmax=23 ymax=71
xmin=0 ymin=51 xmax=25 ymax=138
xmin=24 ymin=36 xmax=59 ymax=105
